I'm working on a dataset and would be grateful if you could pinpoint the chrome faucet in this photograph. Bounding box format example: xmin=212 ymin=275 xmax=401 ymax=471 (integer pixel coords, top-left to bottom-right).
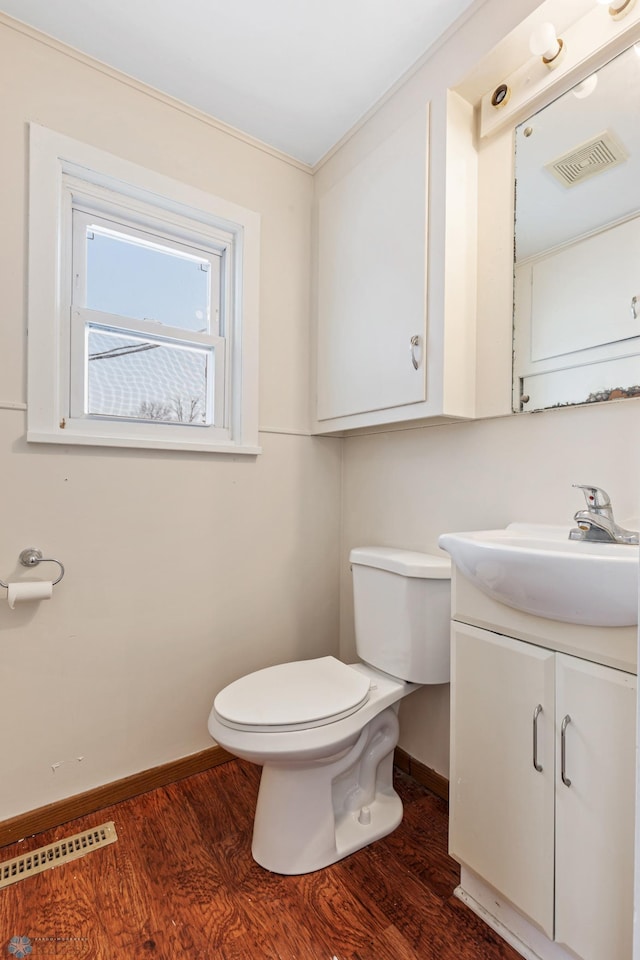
xmin=569 ymin=484 xmax=639 ymax=545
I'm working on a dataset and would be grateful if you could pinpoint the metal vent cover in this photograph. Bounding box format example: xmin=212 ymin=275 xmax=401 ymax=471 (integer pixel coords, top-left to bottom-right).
xmin=545 ymin=131 xmax=628 ymax=187
xmin=0 ymin=821 xmax=117 ymax=889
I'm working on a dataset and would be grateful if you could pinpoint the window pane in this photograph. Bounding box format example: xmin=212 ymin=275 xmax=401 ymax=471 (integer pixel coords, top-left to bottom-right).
xmin=86 ymin=326 xmax=212 ymax=425
xmin=85 ymin=226 xmax=211 ymax=332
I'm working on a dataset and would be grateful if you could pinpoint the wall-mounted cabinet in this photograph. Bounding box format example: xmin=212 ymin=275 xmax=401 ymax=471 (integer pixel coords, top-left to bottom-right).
xmin=316 ymin=107 xmax=429 ymax=423
xmin=312 ymin=0 xmax=640 ymax=433
xmin=313 ymin=93 xmax=479 ymax=434
xmin=450 ymin=618 xmax=636 ymax=960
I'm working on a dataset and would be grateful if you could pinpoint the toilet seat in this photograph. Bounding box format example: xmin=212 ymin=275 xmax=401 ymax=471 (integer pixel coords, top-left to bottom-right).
xmin=213 ymin=656 xmax=371 ymax=733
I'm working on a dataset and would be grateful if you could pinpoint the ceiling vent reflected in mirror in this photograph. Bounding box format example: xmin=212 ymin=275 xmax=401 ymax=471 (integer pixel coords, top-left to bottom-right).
xmin=545 ymin=130 xmax=629 ymax=187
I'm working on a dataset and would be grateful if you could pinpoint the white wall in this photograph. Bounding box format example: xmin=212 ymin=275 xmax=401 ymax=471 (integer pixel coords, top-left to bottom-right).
xmin=0 ymin=18 xmax=342 ymax=820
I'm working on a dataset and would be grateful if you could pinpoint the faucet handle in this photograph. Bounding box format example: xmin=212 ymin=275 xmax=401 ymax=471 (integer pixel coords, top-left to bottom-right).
xmin=572 ymin=484 xmax=611 ymax=510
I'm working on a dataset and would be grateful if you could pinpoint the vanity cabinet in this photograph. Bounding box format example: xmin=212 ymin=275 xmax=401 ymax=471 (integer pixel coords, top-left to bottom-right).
xmin=450 ymin=621 xmax=636 ymax=960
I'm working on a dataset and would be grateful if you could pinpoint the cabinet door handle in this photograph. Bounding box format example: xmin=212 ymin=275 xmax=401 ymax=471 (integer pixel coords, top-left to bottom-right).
xmin=410 ymin=335 xmax=421 ymax=370
xmin=532 ymin=704 xmax=543 ymax=772
xmin=561 ymin=714 xmax=572 ymax=787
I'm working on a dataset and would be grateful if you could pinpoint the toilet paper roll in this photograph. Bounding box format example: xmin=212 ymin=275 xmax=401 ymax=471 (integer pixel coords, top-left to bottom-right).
xmin=7 ymin=580 xmax=53 ymax=609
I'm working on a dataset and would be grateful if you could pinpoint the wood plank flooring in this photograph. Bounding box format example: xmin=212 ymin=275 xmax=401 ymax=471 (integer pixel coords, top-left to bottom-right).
xmin=0 ymin=760 xmax=521 ymax=959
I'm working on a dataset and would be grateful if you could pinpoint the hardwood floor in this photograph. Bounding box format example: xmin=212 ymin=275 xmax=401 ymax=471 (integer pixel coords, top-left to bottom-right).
xmin=1 ymin=760 xmax=521 ymax=959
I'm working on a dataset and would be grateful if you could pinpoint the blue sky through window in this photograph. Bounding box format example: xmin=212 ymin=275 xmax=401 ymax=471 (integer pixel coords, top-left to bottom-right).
xmin=85 ymin=227 xmax=211 ymax=333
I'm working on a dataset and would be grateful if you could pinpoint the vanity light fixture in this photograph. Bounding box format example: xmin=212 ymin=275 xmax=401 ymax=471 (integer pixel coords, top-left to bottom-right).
xmin=529 ymin=21 xmax=565 ymax=67
xmin=595 ymin=0 xmax=637 ymax=20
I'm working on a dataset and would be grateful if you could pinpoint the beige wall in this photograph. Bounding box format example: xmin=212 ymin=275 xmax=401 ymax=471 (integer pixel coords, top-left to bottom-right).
xmin=0 ymin=19 xmax=341 ymax=820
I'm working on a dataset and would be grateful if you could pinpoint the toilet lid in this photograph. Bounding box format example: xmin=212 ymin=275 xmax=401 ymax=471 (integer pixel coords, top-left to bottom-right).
xmin=213 ymin=656 xmax=371 ymax=732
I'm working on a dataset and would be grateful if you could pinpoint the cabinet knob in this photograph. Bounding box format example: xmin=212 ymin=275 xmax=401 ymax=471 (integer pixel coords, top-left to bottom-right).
xmin=410 ymin=334 xmax=421 ymax=370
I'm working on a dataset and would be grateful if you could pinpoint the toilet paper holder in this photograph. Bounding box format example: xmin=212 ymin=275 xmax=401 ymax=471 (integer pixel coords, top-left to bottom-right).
xmin=0 ymin=548 xmax=65 ymax=589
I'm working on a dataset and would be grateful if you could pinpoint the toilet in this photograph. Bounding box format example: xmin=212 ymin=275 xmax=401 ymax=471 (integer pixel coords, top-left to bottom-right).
xmin=207 ymin=546 xmax=451 ymax=875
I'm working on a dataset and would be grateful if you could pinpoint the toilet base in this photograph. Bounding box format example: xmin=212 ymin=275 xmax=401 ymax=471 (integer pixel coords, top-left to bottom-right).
xmin=333 ymin=788 xmax=403 ymax=861
xmin=251 ymin=706 xmax=402 ymax=874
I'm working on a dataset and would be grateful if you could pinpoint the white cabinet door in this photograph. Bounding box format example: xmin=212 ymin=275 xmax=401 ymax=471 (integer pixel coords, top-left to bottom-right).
xmin=450 ymin=623 xmax=556 ymax=937
xmin=316 ymin=107 xmax=428 ymax=421
xmin=555 ymin=655 xmax=636 ymax=960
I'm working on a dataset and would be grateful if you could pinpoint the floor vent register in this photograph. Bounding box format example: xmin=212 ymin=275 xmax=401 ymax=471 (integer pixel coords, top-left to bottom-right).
xmin=0 ymin=821 xmax=118 ymax=889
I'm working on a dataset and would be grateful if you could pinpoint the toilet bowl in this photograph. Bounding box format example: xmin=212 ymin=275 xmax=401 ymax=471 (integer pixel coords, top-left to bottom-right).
xmin=207 ymin=546 xmax=451 ymax=875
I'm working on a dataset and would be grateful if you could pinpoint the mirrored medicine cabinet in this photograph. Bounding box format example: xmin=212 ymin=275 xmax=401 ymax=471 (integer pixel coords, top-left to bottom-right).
xmin=512 ymin=41 xmax=640 ymax=412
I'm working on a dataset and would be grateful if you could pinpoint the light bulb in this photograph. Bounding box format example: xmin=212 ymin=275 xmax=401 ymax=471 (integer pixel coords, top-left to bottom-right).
xmin=572 ymin=74 xmax=598 ymax=99
xmin=529 ymin=22 xmax=562 ymax=63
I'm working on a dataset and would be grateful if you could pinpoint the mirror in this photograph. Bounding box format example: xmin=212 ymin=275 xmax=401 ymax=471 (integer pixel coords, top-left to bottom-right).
xmin=513 ymin=43 xmax=640 ymax=412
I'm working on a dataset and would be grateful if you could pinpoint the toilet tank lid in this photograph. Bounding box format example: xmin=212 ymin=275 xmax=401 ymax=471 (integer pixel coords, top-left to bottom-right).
xmin=350 ymin=546 xmax=451 ymax=579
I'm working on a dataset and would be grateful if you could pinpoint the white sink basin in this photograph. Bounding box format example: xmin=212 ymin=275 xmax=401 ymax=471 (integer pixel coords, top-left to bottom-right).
xmin=439 ymin=523 xmax=639 ymax=627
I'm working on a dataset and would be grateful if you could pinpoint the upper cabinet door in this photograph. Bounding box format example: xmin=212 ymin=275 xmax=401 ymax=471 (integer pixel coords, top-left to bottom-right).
xmin=316 ymin=107 xmax=429 ymax=421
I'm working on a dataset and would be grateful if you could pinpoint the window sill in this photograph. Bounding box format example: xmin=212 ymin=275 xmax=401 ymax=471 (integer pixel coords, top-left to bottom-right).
xmin=26 ymin=430 xmax=262 ymax=456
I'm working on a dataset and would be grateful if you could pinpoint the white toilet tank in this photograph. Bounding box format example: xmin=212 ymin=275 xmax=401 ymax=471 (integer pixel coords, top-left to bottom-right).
xmin=350 ymin=547 xmax=451 ymax=684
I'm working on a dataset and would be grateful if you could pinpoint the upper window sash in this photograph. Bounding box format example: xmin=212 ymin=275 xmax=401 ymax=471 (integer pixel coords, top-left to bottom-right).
xmin=70 ymin=205 xmax=225 ymax=338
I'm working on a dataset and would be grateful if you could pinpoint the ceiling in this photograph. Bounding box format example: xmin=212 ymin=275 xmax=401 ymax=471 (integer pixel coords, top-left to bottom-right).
xmin=0 ymin=0 xmax=481 ymax=165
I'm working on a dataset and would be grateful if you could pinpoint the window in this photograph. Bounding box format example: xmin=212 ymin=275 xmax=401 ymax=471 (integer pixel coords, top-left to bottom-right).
xmin=28 ymin=124 xmax=260 ymax=453
xmin=70 ymin=205 xmax=225 ymax=430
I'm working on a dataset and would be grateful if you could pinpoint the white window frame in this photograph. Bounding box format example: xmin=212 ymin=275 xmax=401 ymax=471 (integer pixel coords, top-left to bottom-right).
xmin=69 ymin=200 xmax=227 ymax=431
xmin=27 ymin=124 xmax=261 ymax=454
